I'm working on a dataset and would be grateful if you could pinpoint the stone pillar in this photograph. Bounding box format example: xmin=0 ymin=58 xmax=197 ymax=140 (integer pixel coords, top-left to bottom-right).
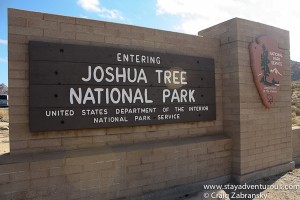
xmin=199 ymin=18 xmax=294 ymax=183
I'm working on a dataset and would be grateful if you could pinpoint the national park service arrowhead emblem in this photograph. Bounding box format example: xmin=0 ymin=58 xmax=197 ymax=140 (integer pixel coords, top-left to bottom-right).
xmin=249 ymin=36 xmax=284 ymax=108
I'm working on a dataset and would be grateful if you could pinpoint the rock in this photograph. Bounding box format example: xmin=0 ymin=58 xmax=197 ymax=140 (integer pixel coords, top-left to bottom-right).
xmin=0 ymin=126 xmax=9 ymax=130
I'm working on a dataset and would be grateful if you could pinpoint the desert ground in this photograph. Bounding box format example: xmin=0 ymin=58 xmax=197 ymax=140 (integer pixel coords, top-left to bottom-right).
xmin=0 ymin=107 xmax=9 ymax=154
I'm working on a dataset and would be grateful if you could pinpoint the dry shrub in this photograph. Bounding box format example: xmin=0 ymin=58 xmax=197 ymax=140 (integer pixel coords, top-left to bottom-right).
xmin=292 ymin=117 xmax=297 ymax=125
xmin=0 ymin=108 xmax=9 ymax=121
xmin=291 ymin=81 xmax=300 ymax=126
xmin=292 ymin=116 xmax=300 ymax=126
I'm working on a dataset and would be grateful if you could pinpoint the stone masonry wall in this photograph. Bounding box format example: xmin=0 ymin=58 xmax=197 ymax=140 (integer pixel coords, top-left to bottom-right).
xmin=199 ymin=18 xmax=292 ymax=179
xmin=0 ymin=136 xmax=232 ymax=200
xmin=1 ymin=8 xmax=233 ymax=200
xmin=199 ymin=19 xmax=241 ymax=175
xmin=8 ymin=8 xmax=223 ymax=154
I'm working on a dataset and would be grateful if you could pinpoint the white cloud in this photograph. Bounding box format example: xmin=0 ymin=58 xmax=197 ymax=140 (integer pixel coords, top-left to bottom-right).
xmin=0 ymin=39 xmax=7 ymax=45
xmin=0 ymin=58 xmax=7 ymax=63
xmin=98 ymin=8 xmax=123 ymax=20
xmin=77 ymin=0 xmax=123 ymax=20
xmin=156 ymin=0 xmax=300 ymax=61
xmin=78 ymin=0 xmax=101 ymax=12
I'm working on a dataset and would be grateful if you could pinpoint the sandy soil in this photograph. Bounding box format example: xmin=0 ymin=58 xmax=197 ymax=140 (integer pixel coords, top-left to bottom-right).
xmin=0 ymin=121 xmax=8 ymax=127
xmin=251 ymin=168 xmax=300 ymax=200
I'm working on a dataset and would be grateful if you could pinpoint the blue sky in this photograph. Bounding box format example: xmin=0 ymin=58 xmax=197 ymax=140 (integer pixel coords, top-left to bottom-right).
xmin=0 ymin=0 xmax=178 ymax=86
xmin=1 ymin=0 xmax=300 ymax=86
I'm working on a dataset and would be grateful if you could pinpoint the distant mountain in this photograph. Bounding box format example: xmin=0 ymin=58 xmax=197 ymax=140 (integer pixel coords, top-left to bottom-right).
xmin=0 ymin=83 xmax=8 ymax=94
xmin=292 ymin=60 xmax=300 ymax=81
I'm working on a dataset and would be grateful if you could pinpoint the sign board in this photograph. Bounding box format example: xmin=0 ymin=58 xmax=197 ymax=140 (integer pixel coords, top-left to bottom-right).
xmin=29 ymin=41 xmax=216 ymax=132
xmin=249 ymin=36 xmax=284 ymax=108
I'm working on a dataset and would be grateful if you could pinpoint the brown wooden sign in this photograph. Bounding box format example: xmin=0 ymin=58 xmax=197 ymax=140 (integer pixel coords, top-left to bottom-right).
xmin=29 ymin=41 xmax=216 ymax=132
xmin=249 ymin=36 xmax=284 ymax=108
